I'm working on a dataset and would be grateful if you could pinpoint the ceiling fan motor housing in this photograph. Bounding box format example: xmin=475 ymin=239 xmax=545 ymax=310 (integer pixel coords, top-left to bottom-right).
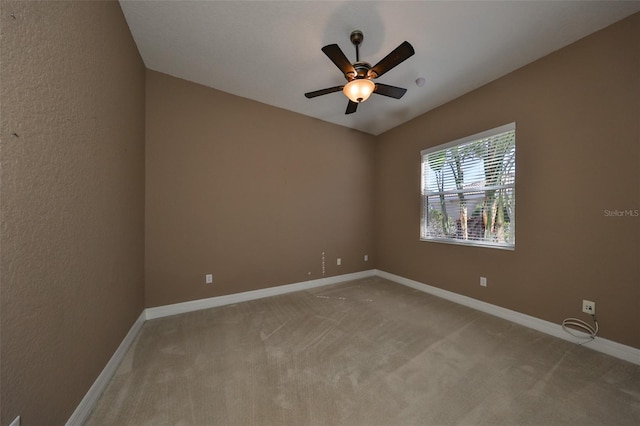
xmin=349 ymin=62 xmax=373 ymax=81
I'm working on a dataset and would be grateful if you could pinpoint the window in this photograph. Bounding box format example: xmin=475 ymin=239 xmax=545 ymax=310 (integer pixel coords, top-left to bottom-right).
xmin=420 ymin=123 xmax=516 ymax=249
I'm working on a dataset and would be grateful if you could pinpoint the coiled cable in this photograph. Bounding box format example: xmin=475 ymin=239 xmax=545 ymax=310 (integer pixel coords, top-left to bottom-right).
xmin=562 ymin=314 xmax=598 ymax=345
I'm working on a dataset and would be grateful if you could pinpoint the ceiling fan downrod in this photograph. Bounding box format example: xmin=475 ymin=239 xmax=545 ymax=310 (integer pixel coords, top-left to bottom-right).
xmin=350 ymin=30 xmax=363 ymax=62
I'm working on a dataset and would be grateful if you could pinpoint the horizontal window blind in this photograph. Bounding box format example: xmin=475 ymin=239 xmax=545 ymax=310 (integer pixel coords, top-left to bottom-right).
xmin=420 ymin=123 xmax=516 ymax=249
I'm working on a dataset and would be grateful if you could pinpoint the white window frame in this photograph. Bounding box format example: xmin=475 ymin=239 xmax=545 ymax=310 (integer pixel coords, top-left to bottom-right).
xmin=420 ymin=123 xmax=516 ymax=250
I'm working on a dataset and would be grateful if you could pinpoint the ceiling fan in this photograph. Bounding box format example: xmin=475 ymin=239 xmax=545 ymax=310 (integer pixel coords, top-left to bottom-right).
xmin=305 ymin=30 xmax=415 ymax=114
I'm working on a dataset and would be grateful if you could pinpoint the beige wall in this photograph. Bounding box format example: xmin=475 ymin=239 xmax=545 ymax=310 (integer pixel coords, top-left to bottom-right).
xmin=0 ymin=1 xmax=145 ymax=424
xmin=375 ymin=13 xmax=640 ymax=348
xmin=145 ymin=70 xmax=376 ymax=307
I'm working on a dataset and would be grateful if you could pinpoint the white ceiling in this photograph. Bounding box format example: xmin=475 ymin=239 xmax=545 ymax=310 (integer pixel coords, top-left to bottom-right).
xmin=119 ymin=1 xmax=640 ymax=135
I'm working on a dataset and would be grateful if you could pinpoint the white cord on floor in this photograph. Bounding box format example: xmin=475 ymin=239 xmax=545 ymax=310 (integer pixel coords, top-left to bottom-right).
xmin=562 ymin=314 xmax=598 ymax=345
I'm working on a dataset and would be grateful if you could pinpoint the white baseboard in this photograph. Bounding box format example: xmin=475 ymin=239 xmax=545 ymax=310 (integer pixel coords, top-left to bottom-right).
xmin=375 ymin=269 xmax=640 ymax=366
xmin=145 ymin=269 xmax=377 ymax=320
xmin=65 ymin=311 xmax=146 ymax=426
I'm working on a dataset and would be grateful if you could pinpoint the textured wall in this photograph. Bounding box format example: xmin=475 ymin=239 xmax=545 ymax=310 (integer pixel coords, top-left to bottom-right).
xmin=145 ymin=70 xmax=376 ymax=307
xmin=0 ymin=1 xmax=145 ymax=424
xmin=375 ymin=14 xmax=640 ymax=348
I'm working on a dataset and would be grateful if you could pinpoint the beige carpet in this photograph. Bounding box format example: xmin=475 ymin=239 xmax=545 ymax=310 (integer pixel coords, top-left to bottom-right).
xmin=86 ymin=277 xmax=640 ymax=425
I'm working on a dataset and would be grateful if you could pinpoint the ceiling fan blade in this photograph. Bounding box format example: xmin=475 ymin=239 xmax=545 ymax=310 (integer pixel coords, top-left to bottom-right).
xmin=304 ymin=86 xmax=344 ymax=98
xmin=322 ymin=44 xmax=356 ymax=76
xmin=370 ymin=41 xmax=415 ymax=78
xmin=374 ymin=83 xmax=408 ymax=99
xmin=345 ymin=100 xmax=358 ymax=114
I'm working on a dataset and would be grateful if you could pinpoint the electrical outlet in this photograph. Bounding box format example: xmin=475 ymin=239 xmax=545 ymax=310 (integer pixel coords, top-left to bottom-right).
xmin=337 ymin=258 xmax=341 ymax=266
xmin=364 ymin=254 xmax=368 ymax=262
xmin=582 ymin=300 xmax=595 ymax=314
xmin=205 ymin=274 xmax=213 ymax=284
xmin=480 ymin=277 xmax=487 ymax=287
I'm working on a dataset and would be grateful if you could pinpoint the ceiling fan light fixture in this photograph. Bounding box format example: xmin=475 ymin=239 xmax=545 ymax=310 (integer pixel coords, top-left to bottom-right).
xmin=343 ymin=79 xmax=375 ymax=103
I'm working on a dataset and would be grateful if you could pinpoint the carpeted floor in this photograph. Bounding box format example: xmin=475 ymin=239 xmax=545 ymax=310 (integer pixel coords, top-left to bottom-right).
xmin=86 ymin=276 xmax=640 ymax=425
